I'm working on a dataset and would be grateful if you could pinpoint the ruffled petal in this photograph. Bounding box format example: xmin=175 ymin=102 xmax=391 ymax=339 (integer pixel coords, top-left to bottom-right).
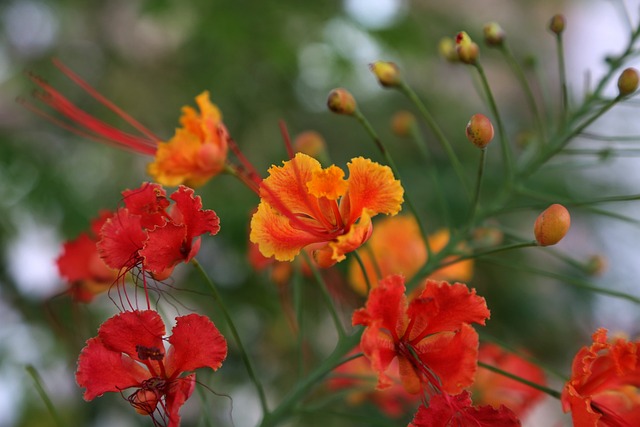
xmin=165 ymin=374 xmax=196 ymax=427
xmin=250 ymin=201 xmax=321 ymax=261
xmin=166 ymin=314 xmax=227 ymax=377
xmin=98 ymin=310 xmax=166 ymax=362
xmin=359 ymin=325 xmax=398 ymax=390
xmin=169 ymin=186 xmax=221 ymax=240
xmin=97 ymin=208 xmax=147 ymax=271
xmin=314 ymin=209 xmax=373 ymax=268
xmin=352 ymin=274 xmax=408 ymax=341
xmin=140 ymin=222 xmax=187 ymax=276
xmin=307 ymin=165 xmax=348 ymax=200
xmin=344 ymin=157 xmax=404 ymax=225
xmin=413 ymin=324 xmax=479 ymax=395
xmin=122 ymin=183 xmax=169 ymax=229
xmin=76 ymin=337 xmax=149 ymax=401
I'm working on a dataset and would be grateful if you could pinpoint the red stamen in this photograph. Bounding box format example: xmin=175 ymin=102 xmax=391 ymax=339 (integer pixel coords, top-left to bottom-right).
xmin=279 ymin=120 xmax=295 ymax=160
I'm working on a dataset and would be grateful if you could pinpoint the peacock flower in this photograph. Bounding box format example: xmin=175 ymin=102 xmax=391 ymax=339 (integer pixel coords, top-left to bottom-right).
xmin=76 ymin=310 xmax=227 ymax=427
xmin=27 ymin=59 xmax=227 ymax=188
xmin=249 ymin=152 xmax=404 ymax=268
xmin=562 ymin=328 xmax=640 ymax=426
xmin=348 ymin=215 xmax=473 ymax=294
xmin=352 ymin=275 xmax=490 ymax=395
xmin=56 ymin=210 xmax=118 ymax=302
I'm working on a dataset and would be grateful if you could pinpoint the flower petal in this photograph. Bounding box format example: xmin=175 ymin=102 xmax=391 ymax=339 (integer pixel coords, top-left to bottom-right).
xmin=314 ymin=209 xmax=373 ymax=268
xmin=122 ymin=183 xmax=169 ymax=229
xmin=165 ymin=374 xmax=196 ymax=427
xmin=97 ymin=208 xmax=147 ymax=271
xmin=169 ymin=186 xmax=221 ymax=240
xmin=344 ymin=157 xmax=404 ymax=225
xmin=352 ymin=274 xmax=408 ymax=341
xmin=98 ymin=310 xmax=166 ymax=362
xmin=307 ymin=165 xmax=348 ymax=200
xmin=76 ymin=337 xmax=149 ymax=401
xmin=140 ymin=222 xmax=187 ymax=275
xmin=250 ymin=201 xmax=321 ymax=261
xmin=166 ymin=314 xmax=227 ymax=376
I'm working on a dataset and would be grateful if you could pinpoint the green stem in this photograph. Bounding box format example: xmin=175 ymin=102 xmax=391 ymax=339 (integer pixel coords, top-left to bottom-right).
xmin=555 ymin=32 xmax=569 ymax=127
xmin=302 ymin=252 xmax=346 ymax=339
xmin=259 ymin=331 xmax=362 ymax=427
xmin=352 ymin=250 xmax=372 ymax=293
xmin=434 ymin=241 xmax=538 ymax=272
xmin=398 ymin=82 xmax=471 ymax=196
xmin=467 ymin=147 xmax=488 ymax=228
xmin=25 ymin=365 xmax=65 ymax=427
xmin=474 ymin=62 xmax=514 ymax=182
xmin=353 ymin=108 xmax=433 ymax=258
xmin=477 ymin=361 xmax=562 ymax=399
xmin=192 ymin=259 xmax=269 ymax=414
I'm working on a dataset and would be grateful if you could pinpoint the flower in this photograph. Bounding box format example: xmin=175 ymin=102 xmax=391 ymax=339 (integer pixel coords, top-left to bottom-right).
xmin=76 ymin=310 xmax=227 ymax=426
xmin=28 ymin=60 xmax=227 ymax=188
xmin=348 ymin=215 xmax=473 ymax=295
xmin=327 ymin=346 xmax=420 ymax=417
xmin=472 ymin=344 xmax=546 ymax=417
xmin=250 ymin=153 xmax=404 ymax=268
xmin=56 ymin=210 xmax=118 ymax=302
xmin=352 ymin=275 xmax=490 ymax=395
xmin=98 ymin=183 xmax=220 ymax=280
xmin=409 ymin=391 xmax=521 ymax=427
xmin=561 ymin=328 xmax=640 ymax=426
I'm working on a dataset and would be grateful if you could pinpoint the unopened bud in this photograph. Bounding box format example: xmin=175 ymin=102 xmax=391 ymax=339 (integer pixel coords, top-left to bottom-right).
xmin=466 ymin=114 xmax=494 ymax=149
xmin=439 ymin=37 xmax=459 ymax=62
xmin=294 ymin=131 xmax=326 ymax=158
xmin=585 ymin=254 xmax=607 ymax=276
xmin=473 ymin=226 xmax=504 ymax=247
xmin=327 ymin=88 xmax=357 ymax=115
xmin=534 ymin=204 xmax=570 ymax=246
xmin=617 ymin=68 xmax=639 ymax=97
xmin=391 ymin=111 xmax=416 ymax=137
xmin=370 ymin=61 xmax=402 ymax=88
xmin=456 ymin=31 xmax=479 ymax=64
xmin=549 ymin=14 xmax=566 ymax=35
xmin=483 ymin=22 xmax=506 ymax=47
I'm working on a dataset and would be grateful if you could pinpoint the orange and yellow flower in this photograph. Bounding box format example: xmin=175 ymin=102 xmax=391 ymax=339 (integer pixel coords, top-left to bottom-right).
xmin=562 ymin=328 xmax=640 ymax=426
xmin=250 ymin=153 xmax=404 ymax=268
xmin=348 ymin=215 xmax=473 ymax=294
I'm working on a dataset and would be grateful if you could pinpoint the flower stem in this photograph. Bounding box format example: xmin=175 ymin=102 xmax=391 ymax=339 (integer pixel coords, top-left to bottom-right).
xmin=352 ymin=108 xmax=433 ymax=258
xmin=352 ymin=249 xmax=372 ymax=293
xmin=554 ymin=32 xmax=569 ymax=127
xmin=478 ymin=361 xmax=562 ymax=399
xmin=25 ymin=365 xmax=65 ymax=427
xmin=302 ymin=252 xmax=346 ymax=339
xmin=467 ymin=147 xmax=488 ymax=228
xmin=191 ymin=259 xmax=269 ymax=414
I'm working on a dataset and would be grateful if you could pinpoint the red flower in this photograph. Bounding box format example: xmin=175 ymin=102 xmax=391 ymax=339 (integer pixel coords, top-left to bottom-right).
xmin=76 ymin=310 xmax=227 ymax=427
xmin=562 ymin=328 xmax=640 ymax=426
xmin=473 ymin=344 xmax=546 ymax=417
xmin=409 ymin=391 xmax=521 ymax=427
xmin=56 ymin=210 xmax=118 ymax=302
xmin=97 ymin=183 xmax=220 ymax=281
xmin=352 ymin=275 xmax=490 ymax=395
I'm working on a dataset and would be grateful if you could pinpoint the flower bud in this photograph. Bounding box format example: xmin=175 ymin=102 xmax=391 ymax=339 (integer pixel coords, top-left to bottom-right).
xmin=327 ymin=88 xmax=356 ymax=115
xmin=439 ymin=37 xmax=459 ymax=62
xmin=585 ymin=254 xmax=607 ymax=276
xmin=534 ymin=204 xmax=570 ymax=246
xmin=391 ymin=110 xmax=416 ymax=137
xmin=294 ymin=131 xmax=327 ymax=159
xmin=617 ymin=68 xmax=639 ymax=97
xmin=370 ymin=61 xmax=402 ymax=88
xmin=548 ymin=14 xmax=566 ymax=35
xmin=465 ymin=113 xmax=494 ymax=149
xmin=483 ymin=22 xmax=506 ymax=47
xmin=456 ymin=31 xmax=479 ymax=64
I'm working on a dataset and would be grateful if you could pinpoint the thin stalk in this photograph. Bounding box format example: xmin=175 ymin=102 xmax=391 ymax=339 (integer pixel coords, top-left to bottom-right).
xmin=435 ymin=240 xmax=538 ymax=271
xmin=259 ymin=332 xmax=362 ymax=427
xmin=467 ymin=147 xmax=488 ymax=228
xmin=352 ymin=250 xmax=372 ymax=293
xmin=292 ymin=260 xmax=306 ymax=379
xmin=192 ymin=259 xmax=269 ymax=414
xmin=398 ymin=82 xmax=471 ymax=195
xmin=363 ymin=244 xmax=383 ymax=283
xmin=555 ymin=32 xmax=569 ymax=126
xmin=500 ymin=44 xmax=546 ymax=142
xmin=353 ymin=108 xmax=433 ymax=258
xmin=478 ymin=361 xmax=562 ymax=399
xmin=302 ymin=252 xmax=346 ymax=339
xmin=25 ymin=365 xmax=65 ymax=427
xmin=474 ymin=62 xmax=514 ymax=182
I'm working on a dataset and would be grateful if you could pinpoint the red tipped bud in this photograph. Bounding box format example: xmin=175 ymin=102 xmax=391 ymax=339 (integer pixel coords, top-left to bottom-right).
xmin=549 ymin=14 xmax=566 ymax=35
xmin=391 ymin=111 xmax=416 ymax=137
xmin=586 ymin=254 xmax=607 ymax=276
xmin=327 ymin=88 xmax=357 ymax=115
xmin=483 ymin=22 xmax=506 ymax=47
xmin=439 ymin=37 xmax=459 ymax=62
xmin=370 ymin=61 xmax=402 ymax=88
xmin=617 ymin=68 xmax=639 ymax=97
xmin=456 ymin=31 xmax=479 ymax=64
xmin=466 ymin=113 xmax=494 ymax=149
xmin=534 ymin=204 xmax=570 ymax=246
xmin=294 ymin=131 xmax=327 ymax=158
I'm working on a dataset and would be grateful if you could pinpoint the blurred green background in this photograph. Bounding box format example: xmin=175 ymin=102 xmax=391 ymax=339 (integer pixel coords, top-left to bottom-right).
xmin=3 ymin=0 xmax=640 ymax=426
